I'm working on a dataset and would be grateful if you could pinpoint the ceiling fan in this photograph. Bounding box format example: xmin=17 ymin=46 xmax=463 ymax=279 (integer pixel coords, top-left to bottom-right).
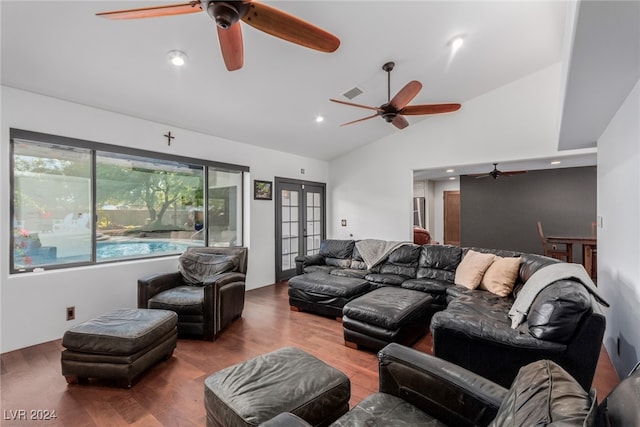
xmin=329 ymin=62 xmax=461 ymax=130
xmin=96 ymin=1 xmax=340 ymax=71
xmin=474 ymin=163 xmax=528 ymax=179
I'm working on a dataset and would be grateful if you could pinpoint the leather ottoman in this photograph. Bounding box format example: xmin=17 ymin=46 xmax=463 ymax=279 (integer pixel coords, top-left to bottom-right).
xmin=61 ymin=308 xmax=177 ymax=387
xmin=342 ymin=287 xmax=434 ymax=351
xmin=288 ymin=272 xmax=370 ymax=319
xmin=204 ymin=347 xmax=350 ymax=427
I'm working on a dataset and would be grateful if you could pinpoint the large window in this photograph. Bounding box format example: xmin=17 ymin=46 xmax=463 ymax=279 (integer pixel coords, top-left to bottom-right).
xmin=10 ymin=129 xmax=247 ymax=273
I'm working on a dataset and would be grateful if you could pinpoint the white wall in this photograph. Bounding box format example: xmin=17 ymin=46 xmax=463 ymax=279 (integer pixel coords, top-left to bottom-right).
xmin=597 ymin=79 xmax=640 ymax=376
xmin=329 ymin=63 xmax=593 ymax=241
xmin=1 ymin=86 xmax=329 ymax=353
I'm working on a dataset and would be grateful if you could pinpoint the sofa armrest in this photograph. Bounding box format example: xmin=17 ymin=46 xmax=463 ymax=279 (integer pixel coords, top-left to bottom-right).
xmin=294 ymin=254 xmax=325 ymax=275
xmin=202 ymin=272 xmax=246 ymax=288
xmin=137 ymin=271 xmax=183 ymax=308
xmin=378 ymin=343 xmax=506 ymax=427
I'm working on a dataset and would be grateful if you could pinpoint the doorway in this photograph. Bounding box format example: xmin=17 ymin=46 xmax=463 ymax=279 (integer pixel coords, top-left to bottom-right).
xmin=443 ymin=190 xmax=460 ymax=246
xmin=275 ymin=177 xmax=326 ymax=281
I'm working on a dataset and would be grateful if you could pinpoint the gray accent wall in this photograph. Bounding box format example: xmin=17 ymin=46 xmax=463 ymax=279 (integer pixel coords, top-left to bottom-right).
xmin=460 ymin=166 xmax=596 ymax=260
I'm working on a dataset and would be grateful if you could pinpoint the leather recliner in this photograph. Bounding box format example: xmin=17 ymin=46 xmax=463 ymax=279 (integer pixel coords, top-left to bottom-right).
xmin=259 ymin=343 xmax=640 ymax=427
xmin=138 ymin=246 xmax=247 ymax=341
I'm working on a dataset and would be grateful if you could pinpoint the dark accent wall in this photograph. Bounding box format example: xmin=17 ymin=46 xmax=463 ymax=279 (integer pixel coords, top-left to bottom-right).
xmin=460 ymin=166 xmax=596 ymax=260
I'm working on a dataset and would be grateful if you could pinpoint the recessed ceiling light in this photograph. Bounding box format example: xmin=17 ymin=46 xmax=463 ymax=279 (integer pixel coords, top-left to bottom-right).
xmin=449 ymin=176 xmax=456 ymax=180
xmin=167 ymin=50 xmax=187 ymax=67
xmin=449 ymin=35 xmax=465 ymax=53
xmin=446 ymin=169 xmax=455 ymax=173
xmin=315 ymin=115 xmax=325 ymax=123
xmin=550 ymin=160 xmax=562 ymax=165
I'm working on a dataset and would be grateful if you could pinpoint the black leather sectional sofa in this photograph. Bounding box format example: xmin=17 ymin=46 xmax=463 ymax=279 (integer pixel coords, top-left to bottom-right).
xmin=291 ymin=239 xmax=606 ymax=390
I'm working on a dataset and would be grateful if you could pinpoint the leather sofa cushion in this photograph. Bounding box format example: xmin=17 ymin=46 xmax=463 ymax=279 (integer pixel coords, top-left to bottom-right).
xmin=372 ymin=245 xmax=421 ymax=278
xmin=148 ymin=286 xmax=204 ymax=315
xmin=402 ymin=278 xmax=453 ymax=295
xmin=325 ymin=257 xmax=352 ymax=268
xmin=319 ymin=239 xmax=355 ymax=259
xmin=365 ymin=273 xmax=406 ymax=286
xmin=62 ymin=308 xmax=178 ymax=356
xmin=527 ymin=281 xmax=591 ymax=343
xmin=416 ymin=245 xmax=462 ymax=281
xmin=330 ymin=268 xmax=370 ymax=279
xmin=489 ymin=360 xmax=596 ymax=427
xmin=518 ymin=253 xmax=560 ymax=285
xmin=330 ymin=393 xmax=438 ymax=426
xmin=178 ymin=252 xmax=238 ymax=284
xmin=303 ymin=265 xmax=336 ymax=274
xmin=288 ymin=272 xmax=370 ymax=298
xmin=431 ymin=295 xmax=566 ymax=351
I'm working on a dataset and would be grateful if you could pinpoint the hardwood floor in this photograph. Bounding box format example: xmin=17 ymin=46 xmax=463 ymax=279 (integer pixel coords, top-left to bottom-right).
xmin=1 ymin=282 xmax=619 ymax=426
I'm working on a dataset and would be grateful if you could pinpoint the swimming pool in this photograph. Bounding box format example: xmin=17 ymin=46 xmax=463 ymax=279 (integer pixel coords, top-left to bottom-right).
xmin=97 ymin=240 xmax=199 ymax=259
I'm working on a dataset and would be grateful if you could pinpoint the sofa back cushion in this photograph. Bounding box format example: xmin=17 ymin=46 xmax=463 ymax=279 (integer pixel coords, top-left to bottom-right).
xmin=527 ymin=281 xmax=592 ymax=342
xmin=416 ymin=245 xmax=463 ymax=282
xmin=375 ymin=245 xmax=421 ymax=278
xmin=490 ymin=360 xmax=596 ymax=427
xmin=319 ymin=239 xmax=355 ymax=268
xmin=178 ymin=252 xmax=238 ymax=284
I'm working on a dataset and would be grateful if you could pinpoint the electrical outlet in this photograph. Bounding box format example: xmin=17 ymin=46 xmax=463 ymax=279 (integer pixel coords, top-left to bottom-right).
xmin=341 ymin=219 xmax=347 ymax=227
xmin=66 ymin=306 xmax=75 ymax=321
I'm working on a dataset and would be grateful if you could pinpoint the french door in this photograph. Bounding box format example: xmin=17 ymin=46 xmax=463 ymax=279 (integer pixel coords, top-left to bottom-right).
xmin=275 ymin=177 xmax=326 ymax=281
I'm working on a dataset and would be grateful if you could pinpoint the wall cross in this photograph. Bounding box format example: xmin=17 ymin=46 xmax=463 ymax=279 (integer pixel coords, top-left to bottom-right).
xmin=164 ymin=131 xmax=175 ymax=146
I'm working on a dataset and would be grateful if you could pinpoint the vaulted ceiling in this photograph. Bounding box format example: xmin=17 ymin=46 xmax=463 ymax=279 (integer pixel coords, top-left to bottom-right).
xmin=2 ymin=1 xmax=568 ymax=161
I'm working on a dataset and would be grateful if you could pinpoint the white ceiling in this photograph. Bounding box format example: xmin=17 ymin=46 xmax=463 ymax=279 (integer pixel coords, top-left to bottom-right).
xmin=2 ymin=1 xmax=568 ymax=161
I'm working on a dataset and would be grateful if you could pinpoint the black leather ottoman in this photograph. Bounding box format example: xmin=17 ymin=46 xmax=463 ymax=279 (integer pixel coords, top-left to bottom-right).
xmin=204 ymin=347 xmax=350 ymax=427
xmin=61 ymin=308 xmax=177 ymax=387
xmin=342 ymin=287 xmax=434 ymax=351
xmin=288 ymin=272 xmax=370 ymax=319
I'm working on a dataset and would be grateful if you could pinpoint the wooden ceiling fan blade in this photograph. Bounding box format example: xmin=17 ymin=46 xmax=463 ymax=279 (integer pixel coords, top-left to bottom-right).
xmin=240 ymin=1 xmax=340 ymax=53
xmin=329 ymin=99 xmax=382 ymax=112
xmin=503 ymin=170 xmax=528 ymax=176
xmin=392 ymin=115 xmax=409 ymax=129
xmin=400 ymin=103 xmax=461 ymax=115
xmin=340 ymin=114 xmax=379 ymax=127
xmin=389 ymin=81 xmax=422 ymax=110
xmin=96 ymin=2 xmax=202 ymax=20
xmin=217 ymin=23 xmax=244 ymax=71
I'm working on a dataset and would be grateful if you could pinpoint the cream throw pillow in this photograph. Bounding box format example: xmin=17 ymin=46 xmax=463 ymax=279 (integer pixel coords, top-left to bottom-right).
xmin=454 ymin=250 xmax=496 ymax=289
xmin=480 ymin=256 xmax=521 ymax=296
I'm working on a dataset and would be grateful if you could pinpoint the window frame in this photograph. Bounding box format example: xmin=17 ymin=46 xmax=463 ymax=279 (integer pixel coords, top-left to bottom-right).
xmin=9 ymin=128 xmax=248 ymax=274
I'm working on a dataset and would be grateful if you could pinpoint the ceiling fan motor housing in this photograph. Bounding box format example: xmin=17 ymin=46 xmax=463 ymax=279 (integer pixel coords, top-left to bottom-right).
xmin=206 ymin=1 xmax=248 ymax=29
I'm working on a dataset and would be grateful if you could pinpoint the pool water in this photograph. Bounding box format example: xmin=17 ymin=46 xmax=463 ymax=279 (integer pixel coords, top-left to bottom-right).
xmin=97 ymin=240 xmax=197 ymax=259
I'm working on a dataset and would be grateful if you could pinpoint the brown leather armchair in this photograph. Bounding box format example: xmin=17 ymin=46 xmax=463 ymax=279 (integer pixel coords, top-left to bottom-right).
xmin=138 ymin=247 xmax=248 ymax=341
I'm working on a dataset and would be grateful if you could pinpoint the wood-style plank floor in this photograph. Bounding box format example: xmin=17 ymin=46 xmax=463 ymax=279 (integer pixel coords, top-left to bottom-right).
xmin=1 ymin=282 xmax=620 ymax=426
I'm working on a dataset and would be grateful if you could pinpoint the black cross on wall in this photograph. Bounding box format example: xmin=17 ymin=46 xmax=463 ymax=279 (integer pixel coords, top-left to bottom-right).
xmin=164 ymin=131 xmax=175 ymax=146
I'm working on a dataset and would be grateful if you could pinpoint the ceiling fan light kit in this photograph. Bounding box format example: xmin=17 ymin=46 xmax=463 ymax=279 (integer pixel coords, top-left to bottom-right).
xmin=97 ymin=1 xmax=340 ymax=71
xmin=330 ymin=61 xmax=461 ymax=130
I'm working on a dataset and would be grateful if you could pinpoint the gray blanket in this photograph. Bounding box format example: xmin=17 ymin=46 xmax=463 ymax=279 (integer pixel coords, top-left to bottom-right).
xmin=508 ymin=262 xmax=609 ymax=329
xmin=355 ymin=239 xmax=411 ymax=269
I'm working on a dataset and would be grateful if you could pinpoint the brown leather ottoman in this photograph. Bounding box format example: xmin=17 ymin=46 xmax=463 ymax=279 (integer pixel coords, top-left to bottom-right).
xmin=204 ymin=347 xmax=350 ymax=427
xmin=342 ymin=287 xmax=434 ymax=351
xmin=61 ymin=308 xmax=177 ymax=387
